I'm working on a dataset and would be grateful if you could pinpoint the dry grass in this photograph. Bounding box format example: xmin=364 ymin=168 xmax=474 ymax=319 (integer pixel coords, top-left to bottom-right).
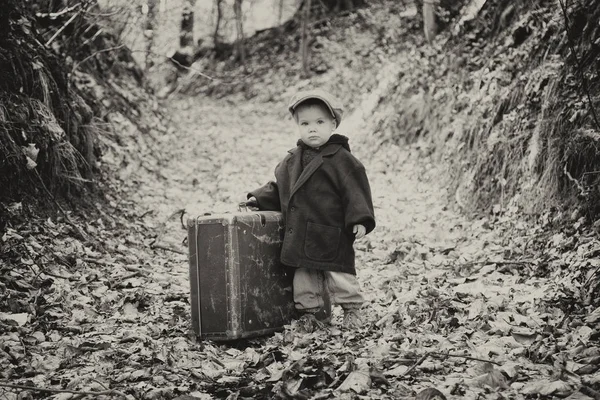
xmin=0 ymin=7 xmax=97 ymax=202
xmin=384 ymin=0 xmax=600 ymax=219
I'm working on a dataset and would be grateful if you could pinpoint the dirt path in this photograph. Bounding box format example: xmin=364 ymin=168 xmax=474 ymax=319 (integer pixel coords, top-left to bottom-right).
xmin=3 ymin=95 xmax=581 ymax=400
xmin=115 ymin=96 xmax=560 ymax=399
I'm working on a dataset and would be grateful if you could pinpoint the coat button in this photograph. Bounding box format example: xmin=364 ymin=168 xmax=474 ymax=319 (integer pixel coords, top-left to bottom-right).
xmin=290 ymin=206 xmax=295 ymax=211
xmin=288 ymin=228 xmax=293 ymax=233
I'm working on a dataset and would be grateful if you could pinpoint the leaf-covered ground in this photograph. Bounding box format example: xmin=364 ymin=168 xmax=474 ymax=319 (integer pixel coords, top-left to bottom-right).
xmin=2 ymin=89 xmax=600 ymax=400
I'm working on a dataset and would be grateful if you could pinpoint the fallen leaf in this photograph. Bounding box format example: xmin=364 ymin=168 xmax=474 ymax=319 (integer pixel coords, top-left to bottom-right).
xmin=578 ymin=355 xmax=600 ymax=365
xmin=586 ymin=307 xmax=600 ymax=324
xmin=221 ymin=357 xmax=246 ymax=373
xmin=415 ymin=388 xmax=447 ymax=400
xmin=337 ymin=370 xmax=371 ymax=394
xmin=200 ymin=361 xmax=225 ymax=379
xmin=131 ymin=369 xmax=151 ymax=380
xmin=521 ymin=379 xmax=574 ymax=397
xmin=499 ymin=361 xmax=521 ymax=379
xmin=468 ymin=298 xmax=487 ymax=320
xmin=576 ymin=364 xmax=599 ymax=375
xmin=371 ymin=340 xmax=393 ymax=358
xmin=573 ymin=326 xmax=594 ymax=345
xmin=123 ymin=302 xmax=139 ymax=318
xmin=30 ymin=353 xmax=61 ymax=372
xmin=255 ymin=368 xmax=271 ymax=382
xmin=54 ymin=394 xmax=74 ymax=400
xmin=266 ymin=362 xmax=285 ymax=382
xmin=384 ymin=364 xmax=409 ymax=377
xmin=466 ymin=368 xmax=510 ymax=389
xmin=1 ymin=228 xmax=24 ymax=241
xmin=564 ymin=392 xmax=594 ymax=400
xmin=25 ymin=155 xmax=37 ymax=169
xmin=284 ymin=378 xmax=303 ymax=396
xmin=0 ymin=312 xmax=29 ymax=326
xmin=182 ymin=393 xmax=214 ymax=400
xmin=217 ymin=376 xmax=240 ymax=384
xmin=369 ymin=367 xmax=390 ymax=386
xmin=242 ymin=347 xmax=261 ymax=365
xmin=512 ymin=329 xmax=539 ymax=346
xmin=145 ymin=388 xmax=172 ymax=399
xmin=22 ymin=143 xmax=39 ymax=162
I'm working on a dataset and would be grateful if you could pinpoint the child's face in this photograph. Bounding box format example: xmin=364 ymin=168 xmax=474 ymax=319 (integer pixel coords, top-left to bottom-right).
xmin=295 ymin=105 xmax=336 ymax=148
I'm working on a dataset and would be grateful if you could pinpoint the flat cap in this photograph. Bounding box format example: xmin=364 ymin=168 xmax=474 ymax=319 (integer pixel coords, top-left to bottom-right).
xmin=288 ymin=88 xmax=344 ymax=127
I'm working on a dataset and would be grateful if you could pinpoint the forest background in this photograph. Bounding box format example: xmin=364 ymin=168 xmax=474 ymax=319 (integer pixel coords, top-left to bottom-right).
xmin=2 ymin=0 xmax=599 ymax=218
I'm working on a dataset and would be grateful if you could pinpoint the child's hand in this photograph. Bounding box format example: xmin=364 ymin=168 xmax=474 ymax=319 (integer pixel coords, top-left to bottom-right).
xmin=353 ymin=224 xmax=366 ymax=239
xmin=245 ymin=197 xmax=259 ymax=211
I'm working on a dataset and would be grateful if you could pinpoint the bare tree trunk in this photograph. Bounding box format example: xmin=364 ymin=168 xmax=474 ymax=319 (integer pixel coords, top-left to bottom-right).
xmin=233 ymin=0 xmax=246 ymax=68
xmin=180 ymin=0 xmax=195 ymax=50
xmin=423 ymin=0 xmax=437 ymax=42
xmin=144 ymin=0 xmax=158 ymax=70
xmin=301 ymin=0 xmax=311 ymax=77
xmin=213 ymin=0 xmax=223 ymax=48
xmin=317 ymin=0 xmax=360 ymax=11
xmin=338 ymin=0 xmax=354 ymax=11
xmin=278 ymin=0 xmax=284 ymax=24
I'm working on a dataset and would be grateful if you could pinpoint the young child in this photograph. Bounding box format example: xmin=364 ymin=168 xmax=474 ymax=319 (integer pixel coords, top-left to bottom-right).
xmin=246 ymin=88 xmax=375 ymax=332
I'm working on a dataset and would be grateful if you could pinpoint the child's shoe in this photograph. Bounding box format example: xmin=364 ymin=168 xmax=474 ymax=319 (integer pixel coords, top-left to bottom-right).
xmin=342 ymin=306 xmax=364 ymax=329
xmin=296 ymin=312 xmax=325 ymax=333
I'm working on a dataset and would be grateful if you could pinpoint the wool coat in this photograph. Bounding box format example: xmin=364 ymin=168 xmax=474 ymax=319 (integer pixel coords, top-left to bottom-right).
xmin=249 ymin=135 xmax=375 ymax=275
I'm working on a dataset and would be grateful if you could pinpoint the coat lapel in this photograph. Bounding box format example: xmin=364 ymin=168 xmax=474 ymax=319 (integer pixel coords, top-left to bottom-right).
xmin=286 ymin=147 xmax=303 ymax=193
xmin=290 ymin=155 xmax=323 ymax=198
xmin=288 ymin=144 xmax=342 ymax=199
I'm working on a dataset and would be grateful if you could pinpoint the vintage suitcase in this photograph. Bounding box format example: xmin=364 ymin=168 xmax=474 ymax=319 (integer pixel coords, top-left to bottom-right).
xmin=188 ymin=211 xmax=297 ymax=340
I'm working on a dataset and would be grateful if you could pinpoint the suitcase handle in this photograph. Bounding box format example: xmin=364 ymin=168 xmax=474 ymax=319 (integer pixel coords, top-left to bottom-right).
xmin=238 ymin=202 xmax=260 ymax=212
xmin=237 ymin=203 xmax=266 ymax=226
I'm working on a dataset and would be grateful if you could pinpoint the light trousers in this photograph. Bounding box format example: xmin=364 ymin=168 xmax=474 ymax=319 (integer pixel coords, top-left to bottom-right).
xmin=293 ymin=268 xmax=364 ymax=312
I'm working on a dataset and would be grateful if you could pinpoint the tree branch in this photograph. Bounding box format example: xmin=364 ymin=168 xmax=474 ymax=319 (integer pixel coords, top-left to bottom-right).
xmin=151 ymin=242 xmax=186 ymax=255
xmin=45 ymin=11 xmax=81 ymax=47
xmin=399 ymin=351 xmax=501 ymax=379
xmin=0 ymin=381 xmax=128 ymax=399
xmin=401 ymin=353 xmax=429 ymax=377
xmin=428 ymin=351 xmax=502 ymax=366
xmin=71 ymin=44 xmax=126 ymax=74
xmin=36 ymin=4 xmax=81 ymax=19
